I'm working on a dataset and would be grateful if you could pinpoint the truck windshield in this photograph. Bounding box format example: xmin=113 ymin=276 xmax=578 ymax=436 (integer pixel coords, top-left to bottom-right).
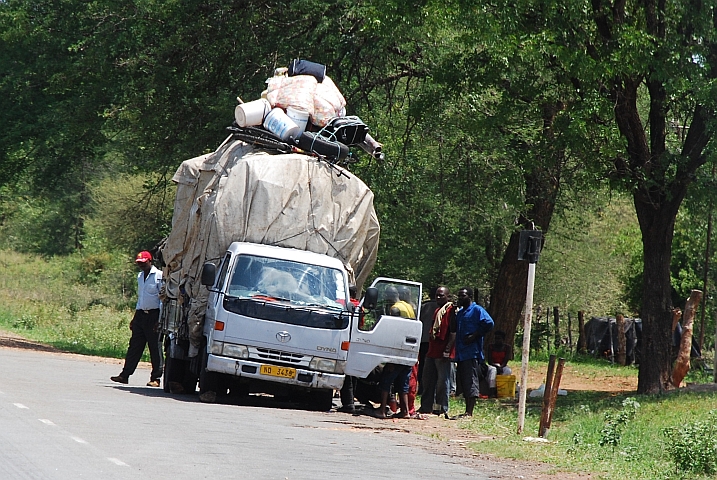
xmin=225 ymin=254 xmax=349 ymax=311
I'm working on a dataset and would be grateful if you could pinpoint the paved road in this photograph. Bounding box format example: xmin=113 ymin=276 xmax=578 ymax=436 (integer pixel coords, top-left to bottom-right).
xmin=0 ymin=347 xmax=493 ymax=480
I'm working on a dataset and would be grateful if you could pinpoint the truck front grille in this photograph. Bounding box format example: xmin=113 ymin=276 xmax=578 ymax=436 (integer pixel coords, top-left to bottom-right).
xmin=254 ymin=347 xmax=306 ymax=365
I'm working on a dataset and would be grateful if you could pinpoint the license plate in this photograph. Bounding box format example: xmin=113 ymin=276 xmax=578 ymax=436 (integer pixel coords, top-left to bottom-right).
xmin=260 ymin=364 xmax=296 ymax=379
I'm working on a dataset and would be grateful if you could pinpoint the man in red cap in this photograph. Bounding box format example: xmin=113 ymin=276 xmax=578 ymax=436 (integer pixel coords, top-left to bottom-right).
xmin=111 ymin=251 xmax=163 ymax=387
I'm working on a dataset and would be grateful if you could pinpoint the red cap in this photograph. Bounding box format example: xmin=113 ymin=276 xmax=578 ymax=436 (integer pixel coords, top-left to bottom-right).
xmin=135 ymin=251 xmax=152 ymax=263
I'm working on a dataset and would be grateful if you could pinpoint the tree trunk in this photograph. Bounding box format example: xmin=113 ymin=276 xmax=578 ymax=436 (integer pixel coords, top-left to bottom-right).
xmin=635 ymin=197 xmax=682 ymax=394
xmin=489 ymin=231 xmax=528 ymax=343
xmin=488 ymin=102 xmax=562 ymax=345
xmin=672 ymin=290 xmax=702 ymax=388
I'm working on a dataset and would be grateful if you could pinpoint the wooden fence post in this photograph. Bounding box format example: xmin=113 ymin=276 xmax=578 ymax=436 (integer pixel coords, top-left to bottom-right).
xmin=553 ymin=306 xmax=560 ymax=350
xmin=535 ymin=305 xmax=542 ymax=353
xmin=616 ymin=314 xmax=626 ymax=366
xmin=607 ymin=316 xmax=614 ymax=363
xmin=578 ymin=310 xmax=586 ymax=354
xmin=538 ymin=355 xmax=556 ymax=438
xmin=547 ymin=308 xmax=551 ymax=352
xmin=544 ymin=358 xmax=566 ymax=437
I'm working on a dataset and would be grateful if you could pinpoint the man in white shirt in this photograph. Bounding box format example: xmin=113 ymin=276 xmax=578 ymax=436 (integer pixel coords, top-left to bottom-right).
xmin=111 ymin=251 xmax=163 ymax=387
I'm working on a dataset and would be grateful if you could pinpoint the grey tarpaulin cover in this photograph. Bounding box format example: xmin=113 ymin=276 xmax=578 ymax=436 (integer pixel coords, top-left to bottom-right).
xmin=161 ymin=138 xmax=380 ymax=347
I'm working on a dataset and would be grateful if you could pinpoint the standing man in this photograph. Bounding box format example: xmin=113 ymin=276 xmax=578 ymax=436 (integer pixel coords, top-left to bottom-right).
xmin=111 ymin=251 xmax=163 ymax=387
xmin=417 ymin=287 xmax=437 ymax=395
xmin=419 ymin=286 xmax=455 ymax=418
xmin=453 ymin=287 xmax=493 ymax=417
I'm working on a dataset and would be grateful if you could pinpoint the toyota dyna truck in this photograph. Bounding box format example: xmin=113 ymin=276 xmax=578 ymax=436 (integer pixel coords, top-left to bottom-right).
xmin=159 ymin=137 xmax=422 ymax=409
xmin=196 ymin=242 xmax=422 ymax=409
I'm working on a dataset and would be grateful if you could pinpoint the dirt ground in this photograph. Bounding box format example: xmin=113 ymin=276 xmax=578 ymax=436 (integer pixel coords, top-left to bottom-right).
xmin=0 ymin=331 xmax=636 ymax=479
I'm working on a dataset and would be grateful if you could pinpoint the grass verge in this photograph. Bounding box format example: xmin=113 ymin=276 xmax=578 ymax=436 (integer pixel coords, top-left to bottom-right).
xmin=0 ymin=249 xmax=137 ymax=358
xmin=439 ymin=361 xmax=717 ymax=480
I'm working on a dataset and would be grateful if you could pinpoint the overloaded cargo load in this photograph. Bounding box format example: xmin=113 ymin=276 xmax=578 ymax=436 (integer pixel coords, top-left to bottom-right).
xmin=232 ymin=58 xmax=384 ymax=162
xmin=160 ymin=139 xmax=380 ymax=348
xmin=156 ymin=59 xmax=426 ymax=407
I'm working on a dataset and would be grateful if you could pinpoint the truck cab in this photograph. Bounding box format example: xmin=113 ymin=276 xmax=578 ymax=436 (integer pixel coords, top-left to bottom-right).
xmin=195 ymin=242 xmax=421 ymax=410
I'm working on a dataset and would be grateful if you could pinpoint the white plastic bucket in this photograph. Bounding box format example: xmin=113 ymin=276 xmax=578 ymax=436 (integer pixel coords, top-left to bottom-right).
xmin=263 ymin=108 xmax=300 ymax=141
xmin=285 ymin=106 xmax=310 ymax=134
xmin=235 ymin=98 xmax=271 ymax=127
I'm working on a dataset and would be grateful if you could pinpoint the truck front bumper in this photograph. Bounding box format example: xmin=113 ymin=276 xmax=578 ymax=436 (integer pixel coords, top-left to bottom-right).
xmin=206 ymin=354 xmax=344 ymax=390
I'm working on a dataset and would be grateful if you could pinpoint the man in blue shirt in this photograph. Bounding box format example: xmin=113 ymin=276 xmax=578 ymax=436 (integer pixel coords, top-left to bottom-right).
xmin=111 ymin=251 xmax=163 ymax=387
xmin=453 ymin=287 xmax=494 ymax=417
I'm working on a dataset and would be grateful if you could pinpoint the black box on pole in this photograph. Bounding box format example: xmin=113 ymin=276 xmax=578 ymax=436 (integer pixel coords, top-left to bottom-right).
xmin=518 ymin=230 xmax=542 ymax=263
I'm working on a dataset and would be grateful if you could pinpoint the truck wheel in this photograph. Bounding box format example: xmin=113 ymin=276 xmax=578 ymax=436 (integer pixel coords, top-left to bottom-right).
xmin=181 ymin=362 xmax=198 ymax=394
xmin=198 ymin=345 xmax=211 ymax=394
xmin=309 ymin=389 xmax=334 ymax=412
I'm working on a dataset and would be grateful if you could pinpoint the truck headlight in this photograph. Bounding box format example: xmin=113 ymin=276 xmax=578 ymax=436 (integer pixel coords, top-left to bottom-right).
xmin=334 ymin=360 xmax=346 ymax=374
xmin=222 ymin=343 xmax=249 ymax=359
xmin=210 ymin=341 xmax=223 ymax=355
xmin=310 ymin=357 xmax=337 ymax=373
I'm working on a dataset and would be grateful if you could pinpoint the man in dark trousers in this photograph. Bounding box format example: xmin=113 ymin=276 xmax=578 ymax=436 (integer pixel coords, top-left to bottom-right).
xmin=111 ymin=251 xmax=163 ymax=387
xmin=453 ymin=287 xmax=493 ymax=417
xmin=419 ymin=286 xmax=455 ymax=418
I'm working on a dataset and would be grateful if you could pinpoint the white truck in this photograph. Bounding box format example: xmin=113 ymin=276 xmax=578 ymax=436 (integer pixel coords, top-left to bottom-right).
xmin=159 ymin=137 xmax=422 ymax=409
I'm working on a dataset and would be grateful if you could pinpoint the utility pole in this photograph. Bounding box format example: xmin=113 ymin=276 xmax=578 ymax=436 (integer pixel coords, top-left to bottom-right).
xmin=517 ymin=229 xmax=542 ymax=434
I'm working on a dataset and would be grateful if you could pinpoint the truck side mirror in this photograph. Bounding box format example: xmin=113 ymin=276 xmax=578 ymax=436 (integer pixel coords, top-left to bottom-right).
xmin=363 ymin=287 xmax=378 ymax=310
xmin=201 ymin=262 xmax=217 ymax=286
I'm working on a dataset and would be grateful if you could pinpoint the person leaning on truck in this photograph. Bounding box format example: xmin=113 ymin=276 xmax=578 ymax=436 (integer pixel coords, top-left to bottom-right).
xmin=110 ymin=251 xmax=164 ymax=387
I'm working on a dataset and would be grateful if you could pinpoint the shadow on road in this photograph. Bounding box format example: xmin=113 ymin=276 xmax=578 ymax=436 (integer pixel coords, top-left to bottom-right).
xmin=107 ymin=383 xmax=343 ymax=413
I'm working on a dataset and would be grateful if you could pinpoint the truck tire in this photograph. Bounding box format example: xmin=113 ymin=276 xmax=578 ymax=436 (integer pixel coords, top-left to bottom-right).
xmin=308 ymin=389 xmax=334 ymax=412
xmin=198 ymin=344 xmax=212 ymax=394
xmin=198 ymin=341 xmax=226 ymax=397
xmin=181 ymin=358 xmax=199 ymax=394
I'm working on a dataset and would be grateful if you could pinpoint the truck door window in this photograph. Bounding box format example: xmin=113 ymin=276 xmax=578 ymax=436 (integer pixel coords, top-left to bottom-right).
xmin=216 ymin=253 xmax=231 ymax=290
xmin=378 ymin=283 xmax=418 ymax=319
xmin=358 ymin=281 xmax=421 ymax=331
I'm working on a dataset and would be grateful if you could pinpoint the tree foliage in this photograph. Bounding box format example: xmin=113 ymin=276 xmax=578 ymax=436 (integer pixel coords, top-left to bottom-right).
xmin=1 ymin=0 xmax=717 ymax=394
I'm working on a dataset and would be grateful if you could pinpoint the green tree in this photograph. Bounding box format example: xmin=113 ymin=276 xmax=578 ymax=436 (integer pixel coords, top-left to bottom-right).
xmin=591 ymin=0 xmax=716 ymax=393
xmin=456 ymin=0 xmax=717 ymax=393
xmin=409 ymin=0 xmax=616 ymax=343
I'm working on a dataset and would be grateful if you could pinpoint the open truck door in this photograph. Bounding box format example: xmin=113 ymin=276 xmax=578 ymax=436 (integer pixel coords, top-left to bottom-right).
xmin=344 ymin=278 xmax=423 ymax=378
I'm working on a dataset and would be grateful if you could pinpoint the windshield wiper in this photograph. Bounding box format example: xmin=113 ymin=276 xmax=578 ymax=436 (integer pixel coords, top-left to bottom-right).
xmin=302 ymin=303 xmax=344 ymax=311
xmin=251 ymin=294 xmax=292 ymax=303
